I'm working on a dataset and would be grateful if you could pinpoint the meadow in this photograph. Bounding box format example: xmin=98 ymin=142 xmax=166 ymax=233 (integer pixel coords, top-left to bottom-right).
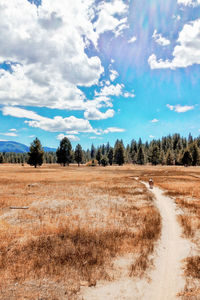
xmin=0 ymin=164 xmax=199 ymax=299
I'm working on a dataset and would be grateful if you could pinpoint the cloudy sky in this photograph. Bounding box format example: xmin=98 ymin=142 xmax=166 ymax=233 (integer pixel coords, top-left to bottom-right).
xmin=0 ymin=0 xmax=200 ymax=149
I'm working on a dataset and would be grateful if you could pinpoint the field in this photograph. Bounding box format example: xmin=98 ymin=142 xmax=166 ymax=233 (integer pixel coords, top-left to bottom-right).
xmin=0 ymin=164 xmax=199 ymax=299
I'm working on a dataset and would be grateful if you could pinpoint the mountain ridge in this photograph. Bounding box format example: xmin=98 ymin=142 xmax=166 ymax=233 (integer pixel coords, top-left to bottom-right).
xmin=0 ymin=141 xmax=56 ymax=153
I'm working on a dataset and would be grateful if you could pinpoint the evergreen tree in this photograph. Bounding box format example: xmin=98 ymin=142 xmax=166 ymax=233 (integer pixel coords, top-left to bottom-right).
xmin=27 ymin=138 xmax=44 ymax=168
xmin=90 ymin=144 xmax=96 ymax=159
xmin=137 ymin=147 xmax=145 ymax=165
xmin=188 ymin=133 xmax=193 ymax=145
xmin=108 ymin=147 xmax=114 ymax=165
xmin=114 ymin=141 xmax=125 ymax=165
xmin=96 ymin=148 xmax=102 ymax=166
xmin=106 ymin=142 xmax=110 ymax=154
xmin=165 ymin=149 xmax=174 ymax=165
xmin=101 ymin=155 xmax=108 ymax=167
xmin=189 ymin=142 xmax=200 ymax=166
xmin=181 ymin=150 xmax=192 ymax=166
xmin=101 ymin=144 xmax=105 ymax=155
xmin=149 ymin=145 xmax=160 ymax=165
xmin=0 ymin=153 xmax=3 ymax=163
xmin=75 ymin=144 xmax=83 ymax=166
xmin=130 ymin=139 xmax=137 ymax=164
xmin=159 ymin=150 xmax=165 ymax=165
xmin=56 ymin=137 xmax=72 ymax=166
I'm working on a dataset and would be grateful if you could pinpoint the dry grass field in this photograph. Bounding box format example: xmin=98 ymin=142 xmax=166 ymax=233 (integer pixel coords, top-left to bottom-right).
xmin=0 ymin=164 xmax=199 ymax=299
xmin=0 ymin=164 xmax=161 ymax=300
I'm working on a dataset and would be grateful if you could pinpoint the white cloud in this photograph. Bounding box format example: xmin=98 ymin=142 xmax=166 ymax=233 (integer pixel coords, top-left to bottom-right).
xmin=149 ymin=135 xmax=155 ymax=138
xmin=178 ymin=0 xmax=200 ymax=6
xmin=166 ymin=104 xmax=174 ymax=111
xmin=151 ymin=118 xmax=159 ymax=123
xmin=95 ymin=83 xmax=124 ymax=97
xmin=94 ymin=0 xmax=129 ymax=36
xmin=128 ymin=36 xmax=137 ymax=44
xmin=123 ymin=91 xmax=135 ymax=98
xmin=152 ymin=30 xmax=170 ymax=46
xmin=0 ymin=132 xmax=18 ymax=137
xmin=2 ymin=106 xmax=93 ymax=133
xmin=9 ymin=128 xmax=17 ymax=132
xmin=103 ymin=127 xmax=125 ymax=134
xmin=166 ymin=104 xmax=194 ymax=113
xmin=89 ymin=136 xmax=103 ymax=140
xmin=149 ymin=19 xmax=200 ymax=69
xmin=110 ymin=69 xmax=119 ymax=82
xmin=57 ymin=134 xmax=80 ymax=141
xmin=84 ymin=108 xmax=115 ymax=120
xmin=0 ymin=0 xmax=122 ymax=111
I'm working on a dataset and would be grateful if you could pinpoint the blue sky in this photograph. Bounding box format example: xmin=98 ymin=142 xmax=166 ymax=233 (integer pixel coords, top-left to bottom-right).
xmin=0 ymin=0 xmax=200 ymax=149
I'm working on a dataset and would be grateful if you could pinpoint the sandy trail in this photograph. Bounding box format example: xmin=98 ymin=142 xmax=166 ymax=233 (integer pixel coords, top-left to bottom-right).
xmin=80 ymin=183 xmax=191 ymax=300
xmin=142 ymin=183 xmax=191 ymax=300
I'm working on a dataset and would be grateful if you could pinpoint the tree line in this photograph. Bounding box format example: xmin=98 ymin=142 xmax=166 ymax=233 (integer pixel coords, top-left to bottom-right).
xmin=0 ymin=133 xmax=200 ymax=167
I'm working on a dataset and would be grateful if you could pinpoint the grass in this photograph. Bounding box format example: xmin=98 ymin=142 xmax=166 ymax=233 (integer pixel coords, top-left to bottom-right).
xmin=0 ymin=164 xmax=161 ymax=299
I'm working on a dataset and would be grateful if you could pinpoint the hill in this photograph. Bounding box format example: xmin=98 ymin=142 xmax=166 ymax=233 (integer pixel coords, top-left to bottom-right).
xmin=0 ymin=141 xmax=56 ymax=153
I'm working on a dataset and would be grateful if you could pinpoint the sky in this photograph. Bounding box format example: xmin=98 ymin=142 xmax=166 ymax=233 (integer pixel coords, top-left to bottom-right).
xmin=0 ymin=0 xmax=200 ymax=149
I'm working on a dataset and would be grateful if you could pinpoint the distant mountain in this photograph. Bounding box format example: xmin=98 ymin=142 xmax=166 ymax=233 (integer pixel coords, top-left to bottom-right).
xmin=0 ymin=141 xmax=56 ymax=153
xmin=43 ymin=146 xmax=57 ymax=152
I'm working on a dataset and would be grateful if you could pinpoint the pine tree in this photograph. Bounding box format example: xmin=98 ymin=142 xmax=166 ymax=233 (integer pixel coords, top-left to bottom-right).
xmin=101 ymin=155 xmax=108 ymax=167
xmin=137 ymin=147 xmax=145 ymax=165
xmin=96 ymin=148 xmax=102 ymax=166
xmin=90 ymin=144 xmax=96 ymax=159
xmin=182 ymin=149 xmax=192 ymax=166
xmin=150 ymin=145 xmax=160 ymax=165
xmin=165 ymin=149 xmax=174 ymax=165
xmin=114 ymin=141 xmax=125 ymax=165
xmin=159 ymin=150 xmax=165 ymax=165
xmin=189 ymin=142 xmax=200 ymax=166
xmin=56 ymin=137 xmax=72 ymax=166
xmin=27 ymin=138 xmax=44 ymax=168
xmin=130 ymin=139 xmax=137 ymax=164
xmin=0 ymin=153 xmax=3 ymax=163
xmin=108 ymin=147 xmax=114 ymax=165
xmin=75 ymin=144 xmax=83 ymax=166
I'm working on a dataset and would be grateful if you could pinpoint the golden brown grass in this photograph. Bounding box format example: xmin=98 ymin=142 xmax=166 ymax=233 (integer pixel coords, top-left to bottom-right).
xmin=0 ymin=164 xmax=161 ymax=299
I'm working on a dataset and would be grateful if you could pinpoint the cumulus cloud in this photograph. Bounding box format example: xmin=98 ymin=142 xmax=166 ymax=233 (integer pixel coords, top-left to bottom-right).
xmin=151 ymin=118 xmax=159 ymax=123
xmin=84 ymin=108 xmax=115 ymax=120
xmin=94 ymin=0 xmax=128 ymax=36
xmin=128 ymin=36 xmax=137 ymax=44
xmin=123 ymin=91 xmax=135 ymax=98
xmin=0 ymin=0 xmax=130 ymax=113
xmin=2 ymin=106 xmax=93 ymax=133
xmin=110 ymin=69 xmax=119 ymax=82
xmin=95 ymin=83 xmax=124 ymax=97
xmin=57 ymin=134 xmax=80 ymax=141
xmin=166 ymin=104 xmax=194 ymax=113
xmin=152 ymin=30 xmax=170 ymax=46
xmin=149 ymin=19 xmax=200 ymax=69
xmin=178 ymin=0 xmax=200 ymax=6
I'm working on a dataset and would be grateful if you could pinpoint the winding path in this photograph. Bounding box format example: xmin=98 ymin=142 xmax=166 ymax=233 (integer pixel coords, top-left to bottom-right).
xmin=80 ymin=183 xmax=191 ymax=300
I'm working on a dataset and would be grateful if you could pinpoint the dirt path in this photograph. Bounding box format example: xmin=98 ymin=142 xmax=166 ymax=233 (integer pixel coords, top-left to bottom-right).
xmin=142 ymin=183 xmax=191 ymax=300
xmin=80 ymin=183 xmax=191 ymax=300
